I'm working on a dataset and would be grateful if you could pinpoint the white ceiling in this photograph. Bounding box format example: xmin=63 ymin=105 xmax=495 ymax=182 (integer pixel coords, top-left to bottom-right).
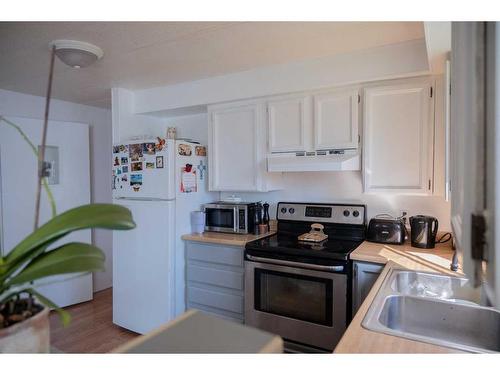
xmin=0 ymin=22 xmax=424 ymax=109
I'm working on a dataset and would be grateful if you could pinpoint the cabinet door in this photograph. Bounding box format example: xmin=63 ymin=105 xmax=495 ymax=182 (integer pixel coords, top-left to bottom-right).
xmin=267 ymin=95 xmax=311 ymax=152
xmin=352 ymin=261 xmax=384 ymax=315
xmin=209 ymin=102 xmax=262 ymax=191
xmin=314 ymin=89 xmax=359 ymax=150
xmin=363 ymin=81 xmax=433 ymax=194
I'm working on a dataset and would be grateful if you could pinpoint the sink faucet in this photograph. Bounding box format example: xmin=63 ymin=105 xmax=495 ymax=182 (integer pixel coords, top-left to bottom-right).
xmin=450 ymin=250 xmax=459 ymax=271
xmin=447 ymin=242 xmax=492 ymax=306
xmin=449 ymin=235 xmax=459 ymax=272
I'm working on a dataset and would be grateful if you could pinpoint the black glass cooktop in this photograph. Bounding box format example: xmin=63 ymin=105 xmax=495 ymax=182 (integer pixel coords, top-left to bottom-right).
xmin=245 ymin=233 xmax=363 ymax=262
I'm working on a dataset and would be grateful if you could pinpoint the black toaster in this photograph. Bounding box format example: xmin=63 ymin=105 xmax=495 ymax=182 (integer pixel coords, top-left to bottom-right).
xmin=366 ymin=217 xmax=406 ymax=245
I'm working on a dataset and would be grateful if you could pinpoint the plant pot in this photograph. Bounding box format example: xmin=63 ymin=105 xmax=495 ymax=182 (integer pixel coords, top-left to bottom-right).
xmin=0 ymin=307 xmax=50 ymax=353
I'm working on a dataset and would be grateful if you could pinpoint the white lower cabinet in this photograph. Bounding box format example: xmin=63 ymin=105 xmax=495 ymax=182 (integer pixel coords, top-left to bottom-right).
xmin=208 ymin=100 xmax=283 ymax=192
xmin=352 ymin=261 xmax=384 ymax=315
xmin=185 ymin=242 xmax=245 ymax=323
xmin=363 ymin=79 xmax=434 ymax=194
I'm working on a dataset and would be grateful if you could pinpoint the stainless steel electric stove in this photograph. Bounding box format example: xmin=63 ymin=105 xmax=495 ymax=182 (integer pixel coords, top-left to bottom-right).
xmin=244 ymin=202 xmax=366 ymax=353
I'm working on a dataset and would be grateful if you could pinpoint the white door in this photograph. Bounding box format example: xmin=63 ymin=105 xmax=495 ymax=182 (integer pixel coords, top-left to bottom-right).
xmin=313 ymin=89 xmax=359 ymax=150
xmin=113 ymin=199 xmax=175 ymax=334
xmin=267 ymin=95 xmax=311 ymax=153
xmin=0 ymin=116 xmax=92 ymax=307
xmin=208 ymin=102 xmax=262 ymax=191
xmin=363 ymin=80 xmax=433 ymax=194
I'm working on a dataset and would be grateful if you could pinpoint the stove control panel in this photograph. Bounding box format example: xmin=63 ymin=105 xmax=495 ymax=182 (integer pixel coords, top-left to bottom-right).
xmin=277 ymin=202 xmax=365 ymax=225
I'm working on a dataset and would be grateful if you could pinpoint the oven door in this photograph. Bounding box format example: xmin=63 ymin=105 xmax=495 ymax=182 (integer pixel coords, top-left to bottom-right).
xmin=205 ymin=205 xmax=239 ymax=233
xmin=245 ymin=258 xmax=347 ymax=351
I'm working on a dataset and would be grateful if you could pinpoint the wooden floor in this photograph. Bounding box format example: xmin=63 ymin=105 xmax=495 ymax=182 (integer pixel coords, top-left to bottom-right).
xmin=49 ymin=288 xmax=138 ymax=353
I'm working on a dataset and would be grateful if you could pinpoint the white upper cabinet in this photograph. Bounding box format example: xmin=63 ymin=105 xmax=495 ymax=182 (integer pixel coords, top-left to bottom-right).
xmin=313 ymin=89 xmax=359 ymax=150
xmin=208 ymin=100 xmax=283 ymax=192
xmin=266 ymin=89 xmax=359 ymax=153
xmin=209 ymin=102 xmax=260 ymax=191
xmin=267 ymin=95 xmax=311 ymax=153
xmin=363 ymin=79 xmax=434 ymax=194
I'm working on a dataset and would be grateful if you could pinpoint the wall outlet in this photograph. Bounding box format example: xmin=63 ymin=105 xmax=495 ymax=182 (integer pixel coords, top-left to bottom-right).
xmin=399 ymin=209 xmax=408 ymax=224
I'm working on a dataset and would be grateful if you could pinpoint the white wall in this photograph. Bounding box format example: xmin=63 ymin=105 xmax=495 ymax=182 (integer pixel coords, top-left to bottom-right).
xmin=220 ymin=172 xmax=451 ymax=232
xmin=0 ymin=88 xmax=113 ymax=292
xmin=134 ymin=39 xmax=429 ymax=115
xmin=164 ymin=113 xmax=209 ymax=145
xmin=111 ymin=88 xmax=163 ymax=143
xmin=112 ymin=89 xmax=209 ymax=144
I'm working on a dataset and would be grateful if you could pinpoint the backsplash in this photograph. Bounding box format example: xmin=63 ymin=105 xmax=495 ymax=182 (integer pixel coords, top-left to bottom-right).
xmin=220 ymin=171 xmax=451 ymax=231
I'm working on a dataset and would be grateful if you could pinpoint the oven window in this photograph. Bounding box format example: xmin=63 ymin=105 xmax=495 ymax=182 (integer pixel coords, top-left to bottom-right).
xmin=205 ymin=208 xmax=234 ymax=229
xmin=254 ymin=269 xmax=333 ymax=326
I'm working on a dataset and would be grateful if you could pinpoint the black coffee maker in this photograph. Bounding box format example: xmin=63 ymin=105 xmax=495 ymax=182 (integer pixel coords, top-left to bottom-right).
xmin=409 ymin=215 xmax=439 ymax=249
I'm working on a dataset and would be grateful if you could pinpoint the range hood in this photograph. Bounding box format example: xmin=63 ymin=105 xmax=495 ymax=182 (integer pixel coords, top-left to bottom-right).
xmin=267 ymin=149 xmax=361 ymax=172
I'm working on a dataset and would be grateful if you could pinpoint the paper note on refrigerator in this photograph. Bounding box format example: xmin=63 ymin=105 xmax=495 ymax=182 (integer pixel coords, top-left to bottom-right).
xmin=181 ymin=168 xmax=197 ymax=193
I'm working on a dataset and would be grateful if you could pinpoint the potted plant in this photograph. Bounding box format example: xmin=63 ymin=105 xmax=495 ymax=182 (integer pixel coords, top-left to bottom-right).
xmin=0 ymin=116 xmax=136 ymax=353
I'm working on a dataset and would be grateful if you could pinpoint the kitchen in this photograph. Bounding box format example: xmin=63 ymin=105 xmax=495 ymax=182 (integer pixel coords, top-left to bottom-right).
xmin=109 ymin=24 xmax=455 ymax=353
xmin=0 ymin=7 xmax=499 ymax=373
xmin=110 ymin=24 xmax=493 ymax=351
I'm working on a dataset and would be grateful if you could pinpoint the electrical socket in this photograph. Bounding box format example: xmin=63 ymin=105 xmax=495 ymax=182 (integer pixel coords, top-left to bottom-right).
xmin=399 ymin=209 xmax=408 ymax=224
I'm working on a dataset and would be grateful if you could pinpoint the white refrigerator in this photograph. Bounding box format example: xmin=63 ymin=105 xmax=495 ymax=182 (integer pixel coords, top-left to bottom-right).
xmin=112 ymin=138 xmax=216 ymax=334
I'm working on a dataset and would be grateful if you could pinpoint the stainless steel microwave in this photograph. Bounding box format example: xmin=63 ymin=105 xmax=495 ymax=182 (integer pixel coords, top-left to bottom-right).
xmin=203 ymin=202 xmax=259 ymax=234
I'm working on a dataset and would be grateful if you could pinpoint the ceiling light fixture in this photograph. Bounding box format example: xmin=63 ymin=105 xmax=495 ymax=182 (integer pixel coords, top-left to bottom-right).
xmin=48 ymin=39 xmax=104 ymax=69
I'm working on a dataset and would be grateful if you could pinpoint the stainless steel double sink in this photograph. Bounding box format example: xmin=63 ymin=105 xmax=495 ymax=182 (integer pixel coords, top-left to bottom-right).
xmin=362 ymin=269 xmax=500 ymax=353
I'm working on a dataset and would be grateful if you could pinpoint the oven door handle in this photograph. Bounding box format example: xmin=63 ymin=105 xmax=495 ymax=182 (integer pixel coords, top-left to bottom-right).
xmin=245 ymin=254 xmax=344 ymax=272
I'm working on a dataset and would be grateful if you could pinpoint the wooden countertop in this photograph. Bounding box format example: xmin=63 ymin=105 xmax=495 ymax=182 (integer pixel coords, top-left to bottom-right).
xmin=181 ymin=230 xmax=276 ymax=247
xmin=335 ymin=239 xmax=464 ymax=353
xmin=350 ymin=240 xmax=458 ymax=274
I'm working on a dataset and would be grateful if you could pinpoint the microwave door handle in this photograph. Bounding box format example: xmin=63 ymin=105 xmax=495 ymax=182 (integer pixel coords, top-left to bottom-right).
xmin=234 ymin=207 xmax=238 ymax=233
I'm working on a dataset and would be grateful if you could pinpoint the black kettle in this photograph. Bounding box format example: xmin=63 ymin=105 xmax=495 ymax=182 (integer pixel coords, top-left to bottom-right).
xmin=409 ymin=215 xmax=439 ymax=249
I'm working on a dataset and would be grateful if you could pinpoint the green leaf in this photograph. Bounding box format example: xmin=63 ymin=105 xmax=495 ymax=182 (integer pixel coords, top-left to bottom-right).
xmin=0 ymin=244 xmax=49 ymax=292
xmin=6 ymin=242 xmax=105 ymax=286
xmin=42 ymin=177 xmax=57 ymax=218
xmin=28 ymin=288 xmax=71 ymax=327
xmin=3 ymin=203 xmax=135 ymax=271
